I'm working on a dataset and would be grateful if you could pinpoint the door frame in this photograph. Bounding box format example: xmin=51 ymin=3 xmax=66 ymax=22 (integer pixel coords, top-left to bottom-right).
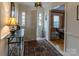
xmin=49 ymin=4 xmax=67 ymax=54
xmin=50 ymin=10 xmax=64 ymax=40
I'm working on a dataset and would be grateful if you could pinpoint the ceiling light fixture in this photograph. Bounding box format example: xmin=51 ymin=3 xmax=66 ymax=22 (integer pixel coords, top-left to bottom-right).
xmin=34 ymin=2 xmax=42 ymax=8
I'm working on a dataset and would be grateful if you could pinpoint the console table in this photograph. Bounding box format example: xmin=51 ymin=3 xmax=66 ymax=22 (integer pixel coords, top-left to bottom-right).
xmin=7 ymin=29 xmax=24 ymax=56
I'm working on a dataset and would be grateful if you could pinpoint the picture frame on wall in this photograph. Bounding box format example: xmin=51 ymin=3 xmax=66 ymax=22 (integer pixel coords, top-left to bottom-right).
xmin=77 ymin=5 xmax=79 ymax=20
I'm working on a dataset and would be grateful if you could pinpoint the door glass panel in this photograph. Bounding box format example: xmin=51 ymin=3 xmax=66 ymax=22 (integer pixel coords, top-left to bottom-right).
xmin=21 ymin=12 xmax=25 ymax=26
xmin=39 ymin=13 xmax=42 ymax=26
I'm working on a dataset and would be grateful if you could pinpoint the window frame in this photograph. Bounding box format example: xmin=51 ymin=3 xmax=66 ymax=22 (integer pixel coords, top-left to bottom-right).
xmin=53 ymin=15 xmax=60 ymax=28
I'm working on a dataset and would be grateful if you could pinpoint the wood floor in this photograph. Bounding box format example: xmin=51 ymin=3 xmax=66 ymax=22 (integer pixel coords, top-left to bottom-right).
xmin=50 ymin=39 xmax=64 ymax=52
xmin=24 ymin=40 xmax=62 ymax=56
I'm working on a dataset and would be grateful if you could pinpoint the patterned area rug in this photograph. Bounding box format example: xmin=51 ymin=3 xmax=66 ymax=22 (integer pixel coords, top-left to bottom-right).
xmin=24 ymin=40 xmax=62 ymax=56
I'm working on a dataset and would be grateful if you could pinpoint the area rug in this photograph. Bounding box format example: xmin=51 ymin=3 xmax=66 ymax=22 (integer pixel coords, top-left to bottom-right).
xmin=24 ymin=40 xmax=62 ymax=56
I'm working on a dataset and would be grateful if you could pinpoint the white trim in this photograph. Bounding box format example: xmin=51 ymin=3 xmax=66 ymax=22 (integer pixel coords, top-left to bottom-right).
xmin=37 ymin=37 xmax=46 ymax=40
xmin=65 ymin=32 xmax=79 ymax=39
xmin=64 ymin=3 xmax=67 ymax=53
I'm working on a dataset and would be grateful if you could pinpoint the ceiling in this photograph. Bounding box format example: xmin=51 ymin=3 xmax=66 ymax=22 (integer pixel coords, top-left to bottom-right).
xmin=17 ymin=2 xmax=52 ymax=7
xmin=17 ymin=2 xmax=65 ymax=9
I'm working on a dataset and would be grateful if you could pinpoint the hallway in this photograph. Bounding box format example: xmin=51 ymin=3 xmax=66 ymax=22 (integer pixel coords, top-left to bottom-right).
xmin=0 ymin=2 xmax=79 ymax=56
xmin=24 ymin=40 xmax=62 ymax=56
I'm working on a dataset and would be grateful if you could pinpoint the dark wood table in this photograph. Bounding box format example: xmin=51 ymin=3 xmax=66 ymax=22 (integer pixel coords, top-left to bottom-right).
xmin=56 ymin=28 xmax=64 ymax=39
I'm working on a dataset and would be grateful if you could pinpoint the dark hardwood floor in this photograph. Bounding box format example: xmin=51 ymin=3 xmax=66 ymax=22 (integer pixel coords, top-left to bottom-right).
xmin=24 ymin=40 xmax=62 ymax=56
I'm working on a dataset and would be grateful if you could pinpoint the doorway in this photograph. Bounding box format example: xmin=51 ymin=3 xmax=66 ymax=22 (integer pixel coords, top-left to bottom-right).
xmin=49 ymin=5 xmax=65 ymax=53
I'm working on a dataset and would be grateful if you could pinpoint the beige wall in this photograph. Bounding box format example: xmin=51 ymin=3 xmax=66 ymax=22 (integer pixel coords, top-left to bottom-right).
xmin=65 ymin=2 xmax=79 ymax=56
xmin=0 ymin=3 xmax=1 ymax=32
xmin=18 ymin=4 xmax=37 ymax=41
xmin=0 ymin=3 xmax=10 ymax=28
xmin=25 ymin=8 xmax=37 ymax=41
xmin=0 ymin=2 xmax=10 ymax=38
xmin=0 ymin=39 xmax=7 ymax=56
xmin=0 ymin=2 xmax=10 ymax=56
